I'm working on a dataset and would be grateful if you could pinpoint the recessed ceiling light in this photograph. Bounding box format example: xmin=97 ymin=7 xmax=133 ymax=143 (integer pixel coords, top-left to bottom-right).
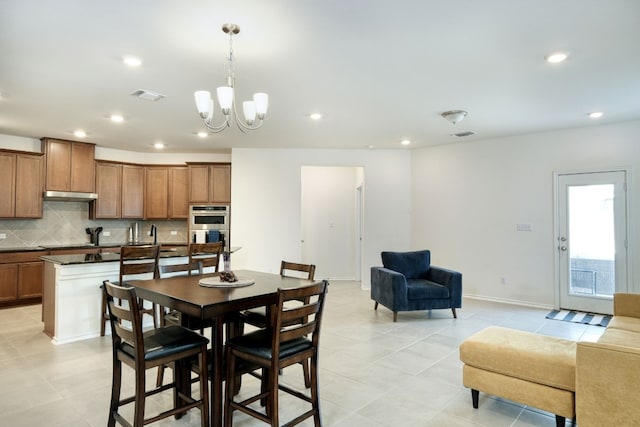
xmin=197 ymin=131 xmax=208 ymax=138
xmin=154 ymin=142 xmax=165 ymax=149
xmin=309 ymin=113 xmax=322 ymax=120
xmin=110 ymin=114 xmax=124 ymax=123
xmin=73 ymin=130 xmax=87 ymax=138
xmin=400 ymin=139 xmax=411 ymax=146
xmin=545 ymin=52 xmax=568 ymax=63
xmin=588 ymin=111 xmax=604 ymax=119
xmin=123 ymin=56 xmax=142 ymax=67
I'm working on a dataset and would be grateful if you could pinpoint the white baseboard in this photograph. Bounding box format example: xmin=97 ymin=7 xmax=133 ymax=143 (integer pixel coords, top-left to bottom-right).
xmin=463 ymin=293 xmax=554 ymax=311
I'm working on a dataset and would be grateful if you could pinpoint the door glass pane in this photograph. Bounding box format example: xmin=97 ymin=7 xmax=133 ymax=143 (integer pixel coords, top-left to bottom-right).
xmin=568 ymin=184 xmax=615 ymax=297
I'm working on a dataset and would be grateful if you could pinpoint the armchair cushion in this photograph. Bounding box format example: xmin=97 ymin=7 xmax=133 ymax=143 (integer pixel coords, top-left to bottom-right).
xmin=381 ymin=250 xmax=430 ymax=279
xmin=406 ymin=280 xmax=450 ymax=300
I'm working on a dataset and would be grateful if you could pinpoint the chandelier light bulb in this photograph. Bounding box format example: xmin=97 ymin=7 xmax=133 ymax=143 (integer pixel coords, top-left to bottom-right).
xmin=194 ymin=23 xmax=268 ymax=134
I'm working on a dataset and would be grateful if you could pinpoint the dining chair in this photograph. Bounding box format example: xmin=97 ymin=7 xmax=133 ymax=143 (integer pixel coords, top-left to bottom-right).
xmin=100 ymin=244 xmax=161 ymax=336
xmin=189 ymin=242 xmax=223 ymax=272
xmin=224 ymin=280 xmax=329 ymax=427
xmin=102 ymin=280 xmax=209 ymax=427
xmin=238 ymin=260 xmax=317 ymax=387
xmin=156 ymin=260 xmax=204 ymax=387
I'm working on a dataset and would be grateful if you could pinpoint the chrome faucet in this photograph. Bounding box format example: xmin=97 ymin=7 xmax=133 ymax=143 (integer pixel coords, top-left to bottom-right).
xmin=150 ymin=224 xmax=157 ymax=245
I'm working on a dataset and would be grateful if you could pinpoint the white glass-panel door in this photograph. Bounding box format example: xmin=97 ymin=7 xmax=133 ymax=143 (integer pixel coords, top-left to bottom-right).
xmin=556 ymin=171 xmax=628 ymax=314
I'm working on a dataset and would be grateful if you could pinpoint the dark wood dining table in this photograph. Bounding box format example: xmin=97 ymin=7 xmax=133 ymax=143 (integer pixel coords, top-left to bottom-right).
xmin=129 ymin=269 xmax=315 ymax=427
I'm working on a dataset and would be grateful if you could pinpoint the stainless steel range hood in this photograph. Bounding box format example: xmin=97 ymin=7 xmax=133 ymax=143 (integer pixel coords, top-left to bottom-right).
xmin=43 ymin=191 xmax=98 ymax=202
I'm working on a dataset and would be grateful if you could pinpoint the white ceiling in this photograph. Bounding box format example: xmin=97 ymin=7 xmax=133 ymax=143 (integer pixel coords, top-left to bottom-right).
xmin=1 ymin=0 xmax=639 ymax=153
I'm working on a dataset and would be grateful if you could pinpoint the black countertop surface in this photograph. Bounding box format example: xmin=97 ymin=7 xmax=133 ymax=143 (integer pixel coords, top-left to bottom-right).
xmin=0 ymin=242 xmax=188 ymax=254
xmin=40 ymin=246 xmax=190 ymax=265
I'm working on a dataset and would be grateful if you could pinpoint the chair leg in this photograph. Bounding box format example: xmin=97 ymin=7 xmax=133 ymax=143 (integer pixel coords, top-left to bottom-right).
xmin=198 ymin=347 xmax=210 ymax=427
xmin=310 ymin=355 xmax=321 ymax=427
xmin=452 ymin=307 xmax=457 ymax=319
xmin=134 ymin=360 xmax=146 ymax=427
xmin=301 ymin=360 xmax=311 ymax=388
xmin=224 ymin=348 xmax=236 ymax=427
xmin=108 ymin=355 xmax=121 ymax=427
xmin=156 ymin=364 xmax=166 ymax=387
xmin=100 ymin=292 xmax=108 ymax=336
xmin=268 ymin=365 xmax=279 ymax=427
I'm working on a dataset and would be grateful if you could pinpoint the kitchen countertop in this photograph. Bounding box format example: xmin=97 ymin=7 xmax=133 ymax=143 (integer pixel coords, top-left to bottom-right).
xmin=40 ymin=246 xmax=190 ymax=265
xmin=0 ymin=242 xmax=188 ymax=254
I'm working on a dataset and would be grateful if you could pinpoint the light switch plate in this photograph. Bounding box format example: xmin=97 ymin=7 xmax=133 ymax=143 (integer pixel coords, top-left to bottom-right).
xmin=102 ymin=231 xmax=111 ymax=237
xmin=0 ymin=233 xmax=6 ymax=239
xmin=516 ymin=223 xmax=532 ymax=232
xmin=171 ymin=231 xmax=178 ymax=235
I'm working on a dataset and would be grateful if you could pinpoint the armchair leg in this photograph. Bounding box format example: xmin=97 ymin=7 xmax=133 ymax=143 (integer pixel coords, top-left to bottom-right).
xmin=452 ymin=308 xmax=457 ymax=319
xmin=374 ymin=302 xmax=378 ymax=310
xmin=393 ymin=311 xmax=398 ymax=322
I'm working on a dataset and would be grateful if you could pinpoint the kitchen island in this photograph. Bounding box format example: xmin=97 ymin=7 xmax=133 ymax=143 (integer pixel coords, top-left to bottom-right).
xmin=41 ymin=248 xmax=191 ymax=344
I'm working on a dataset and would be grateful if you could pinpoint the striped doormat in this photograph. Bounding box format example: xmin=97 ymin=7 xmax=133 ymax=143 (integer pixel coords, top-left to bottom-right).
xmin=545 ymin=309 xmax=612 ymax=327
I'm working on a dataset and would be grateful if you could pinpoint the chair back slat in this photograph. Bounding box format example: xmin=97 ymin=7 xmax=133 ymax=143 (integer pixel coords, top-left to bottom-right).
xmin=159 ymin=261 xmax=203 ymax=278
xmin=280 ymin=261 xmax=316 ymax=280
xmin=189 ymin=242 xmax=223 ymax=272
xmin=274 ymin=281 xmax=328 ymax=348
xmin=103 ymin=280 xmax=144 ymax=355
xmin=119 ymin=245 xmax=160 ymax=283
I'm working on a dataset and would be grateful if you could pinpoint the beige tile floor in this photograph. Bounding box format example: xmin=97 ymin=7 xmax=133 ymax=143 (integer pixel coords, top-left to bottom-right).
xmin=0 ymin=282 xmax=604 ymax=426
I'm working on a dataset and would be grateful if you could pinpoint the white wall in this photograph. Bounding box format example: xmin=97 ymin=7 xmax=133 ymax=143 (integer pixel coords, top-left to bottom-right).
xmin=229 ymin=148 xmax=411 ymax=287
xmin=301 ymin=166 xmax=363 ymax=280
xmin=411 ymin=120 xmax=640 ymax=308
xmin=0 ymin=134 xmax=231 ymax=163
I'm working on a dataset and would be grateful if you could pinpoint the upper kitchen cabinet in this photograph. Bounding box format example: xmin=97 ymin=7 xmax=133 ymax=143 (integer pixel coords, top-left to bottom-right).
xmin=42 ymin=138 xmax=95 ymax=193
xmin=145 ymin=166 xmax=189 ymax=219
xmin=0 ymin=150 xmax=44 ymax=218
xmin=121 ymin=164 xmax=145 ymax=219
xmin=188 ymin=163 xmax=231 ymax=204
xmin=144 ymin=167 xmax=169 ymax=219
xmin=169 ymin=167 xmax=189 ymax=219
xmin=91 ymin=161 xmax=122 ymax=219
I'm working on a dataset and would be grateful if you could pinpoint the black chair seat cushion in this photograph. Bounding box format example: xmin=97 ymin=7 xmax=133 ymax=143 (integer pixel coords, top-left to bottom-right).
xmin=239 ymin=307 xmax=268 ymax=328
xmin=227 ymin=329 xmax=311 ymax=360
xmin=406 ymin=279 xmax=450 ymax=300
xmin=121 ymin=325 xmax=209 ymax=362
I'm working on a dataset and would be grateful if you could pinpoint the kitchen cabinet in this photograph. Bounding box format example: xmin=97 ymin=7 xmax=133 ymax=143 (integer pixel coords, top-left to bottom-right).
xmin=42 ymin=138 xmax=95 ymax=193
xmin=0 ymin=150 xmax=44 ymax=218
xmin=188 ymin=163 xmax=231 ymax=204
xmin=169 ymin=167 xmax=189 ymax=219
xmin=145 ymin=167 xmax=169 ymax=219
xmin=0 ymin=251 xmax=45 ymax=306
xmin=92 ymin=161 xmax=122 ymax=219
xmin=121 ymin=164 xmax=145 ymax=218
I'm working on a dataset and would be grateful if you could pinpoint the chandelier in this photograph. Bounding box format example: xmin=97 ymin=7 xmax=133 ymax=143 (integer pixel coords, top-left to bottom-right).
xmin=194 ymin=23 xmax=268 ymax=133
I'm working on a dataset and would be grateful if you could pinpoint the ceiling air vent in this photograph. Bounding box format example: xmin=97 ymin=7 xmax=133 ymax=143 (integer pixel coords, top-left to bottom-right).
xmin=451 ymin=131 xmax=476 ymax=138
xmin=130 ymin=89 xmax=166 ymax=101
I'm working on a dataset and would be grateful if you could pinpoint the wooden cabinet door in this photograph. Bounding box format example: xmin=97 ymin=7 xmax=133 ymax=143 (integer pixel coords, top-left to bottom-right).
xmin=0 ymin=153 xmax=16 ymax=217
xmin=44 ymin=139 xmax=71 ymax=191
xmin=0 ymin=264 xmax=18 ymax=302
xmin=121 ymin=165 xmax=144 ymax=218
xmin=169 ymin=167 xmax=189 ymax=219
xmin=18 ymin=261 xmax=43 ymax=299
xmin=189 ymin=165 xmax=210 ymax=203
xmin=15 ymin=154 xmax=43 ymax=218
xmin=145 ymin=167 xmax=169 ymax=219
xmin=93 ymin=162 xmax=121 ymax=218
xmin=210 ymin=164 xmax=231 ymax=203
xmin=70 ymin=142 xmax=95 ymax=192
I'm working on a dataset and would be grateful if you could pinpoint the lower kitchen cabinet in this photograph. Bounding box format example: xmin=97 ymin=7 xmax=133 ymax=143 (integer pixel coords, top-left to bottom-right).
xmin=0 ymin=251 xmax=45 ymax=306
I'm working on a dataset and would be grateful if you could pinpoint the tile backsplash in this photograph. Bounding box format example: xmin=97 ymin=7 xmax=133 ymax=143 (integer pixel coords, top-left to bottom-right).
xmin=0 ymin=201 xmax=188 ymax=248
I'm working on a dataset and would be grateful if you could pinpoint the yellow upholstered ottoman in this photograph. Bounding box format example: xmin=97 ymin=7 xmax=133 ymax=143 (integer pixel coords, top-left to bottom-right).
xmin=459 ymin=326 xmax=576 ymax=427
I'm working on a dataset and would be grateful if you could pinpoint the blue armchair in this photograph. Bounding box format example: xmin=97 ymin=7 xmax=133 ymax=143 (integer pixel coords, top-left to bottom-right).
xmin=371 ymin=250 xmax=462 ymax=322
